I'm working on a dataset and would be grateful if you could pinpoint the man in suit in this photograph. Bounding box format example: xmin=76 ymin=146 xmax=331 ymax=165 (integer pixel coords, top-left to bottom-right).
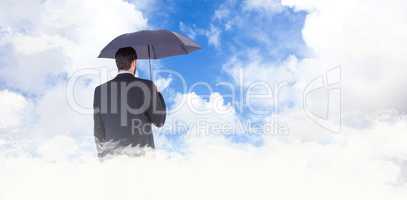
xmin=93 ymin=47 xmax=166 ymax=158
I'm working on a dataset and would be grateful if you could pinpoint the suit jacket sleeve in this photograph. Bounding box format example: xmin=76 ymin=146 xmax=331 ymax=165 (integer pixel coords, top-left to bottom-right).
xmin=145 ymin=82 xmax=166 ymax=127
xmin=93 ymin=86 xmax=106 ymax=157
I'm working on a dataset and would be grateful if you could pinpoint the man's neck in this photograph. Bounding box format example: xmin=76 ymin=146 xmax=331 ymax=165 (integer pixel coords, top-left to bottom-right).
xmin=118 ymin=69 xmax=134 ymax=75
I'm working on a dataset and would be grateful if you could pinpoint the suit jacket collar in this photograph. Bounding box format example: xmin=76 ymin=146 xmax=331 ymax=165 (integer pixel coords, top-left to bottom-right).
xmin=115 ymin=73 xmax=135 ymax=80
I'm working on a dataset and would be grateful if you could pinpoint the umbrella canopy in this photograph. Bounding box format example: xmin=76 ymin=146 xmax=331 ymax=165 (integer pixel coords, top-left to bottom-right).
xmin=98 ymin=29 xmax=200 ymax=59
xmin=98 ymin=29 xmax=200 ymax=80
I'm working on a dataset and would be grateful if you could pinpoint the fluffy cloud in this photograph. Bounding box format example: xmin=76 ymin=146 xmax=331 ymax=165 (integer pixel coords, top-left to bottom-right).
xmin=0 ymin=0 xmax=148 ymax=93
xmin=0 ymin=90 xmax=30 ymax=130
xmin=280 ymin=0 xmax=407 ymax=113
xmin=37 ymin=135 xmax=80 ymax=161
xmin=156 ymin=92 xmax=244 ymax=150
xmin=222 ymin=0 xmax=407 ymax=132
xmin=244 ymin=0 xmax=283 ymax=12
xmin=216 ymin=0 xmax=407 ymax=193
xmin=1 ymin=118 xmax=407 ymax=200
xmin=179 ymin=22 xmax=222 ymax=49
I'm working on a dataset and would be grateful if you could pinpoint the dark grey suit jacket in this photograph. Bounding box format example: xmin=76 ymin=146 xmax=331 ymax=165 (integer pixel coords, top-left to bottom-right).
xmin=93 ymin=73 xmax=166 ymax=158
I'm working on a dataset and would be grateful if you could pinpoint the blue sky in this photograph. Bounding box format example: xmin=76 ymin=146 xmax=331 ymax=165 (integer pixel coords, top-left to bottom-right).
xmin=128 ymin=0 xmax=310 ymax=148
xmin=136 ymin=0 xmax=308 ymax=101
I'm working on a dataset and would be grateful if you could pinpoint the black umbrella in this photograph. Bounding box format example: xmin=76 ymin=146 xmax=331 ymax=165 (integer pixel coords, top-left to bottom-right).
xmin=98 ymin=29 xmax=201 ymax=80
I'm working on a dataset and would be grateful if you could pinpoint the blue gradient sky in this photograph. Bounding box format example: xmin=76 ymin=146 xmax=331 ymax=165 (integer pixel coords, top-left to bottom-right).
xmin=127 ymin=0 xmax=310 ymax=148
xmin=136 ymin=0 xmax=308 ymax=103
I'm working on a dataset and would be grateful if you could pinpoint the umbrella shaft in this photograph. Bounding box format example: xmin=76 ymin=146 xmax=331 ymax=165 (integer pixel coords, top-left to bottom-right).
xmin=148 ymin=44 xmax=153 ymax=81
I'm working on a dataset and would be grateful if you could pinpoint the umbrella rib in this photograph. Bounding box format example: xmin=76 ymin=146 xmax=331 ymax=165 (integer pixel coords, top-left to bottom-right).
xmin=168 ymin=31 xmax=190 ymax=54
xmin=179 ymin=44 xmax=189 ymax=54
xmin=151 ymin=45 xmax=157 ymax=59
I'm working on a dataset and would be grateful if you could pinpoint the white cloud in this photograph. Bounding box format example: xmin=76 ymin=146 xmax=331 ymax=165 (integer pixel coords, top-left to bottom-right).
xmin=244 ymin=0 xmax=283 ymax=12
xmin=213 ymin=5 xmax=231 ymax=21
xmin=0 ymin=0 xmax=148 ymax=93
xmin=37 ymin=135 xmax=80 ymax=161
xmin=205 ymin=25 xmax=222 ymax=49
xmin=160 ymin=92 xmax=243 ymax=139
xmin=179 ymin=22 xmax=222 ymax=49
xmin=1 ymin=117 xmax=407 ymax=200
xmin=213 ymin=1 xmax=407 ymax=194
xmin=0 ymin=90 xmax=29 ymax=130
xmin=280 ymin=0 xmax=407 ymax=113
xmin=222 ymin=0 xmax=407 ymax=130
xmin=179 ymin=22 xmax=199 ymax=39
xmin=31 ymin=82 xmax=94 ymax=138
xmin=224 ymin=51 xmax=299 ymax=107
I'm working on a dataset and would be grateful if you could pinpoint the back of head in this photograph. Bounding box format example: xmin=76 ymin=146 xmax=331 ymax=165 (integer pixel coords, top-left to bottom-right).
xmin=115 ymin=47 xmax=137 ymax=70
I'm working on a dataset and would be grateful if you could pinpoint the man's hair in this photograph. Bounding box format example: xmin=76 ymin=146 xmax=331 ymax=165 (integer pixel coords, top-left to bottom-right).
xmin=115 ymin=47 xmax=137 ymax=70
